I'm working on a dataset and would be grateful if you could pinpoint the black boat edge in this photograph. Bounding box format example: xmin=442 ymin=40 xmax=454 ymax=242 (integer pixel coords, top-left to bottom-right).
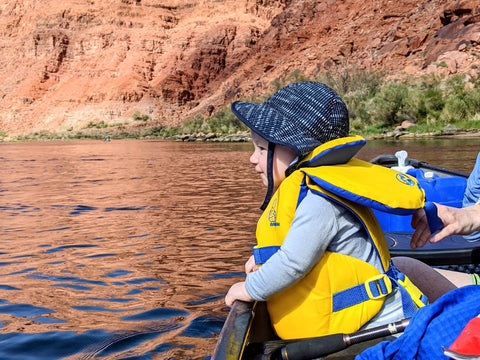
xmin=211 ymin=301 xmax=255 ymax=360
xmin=387 ymin=232 xmax=480 ymax=270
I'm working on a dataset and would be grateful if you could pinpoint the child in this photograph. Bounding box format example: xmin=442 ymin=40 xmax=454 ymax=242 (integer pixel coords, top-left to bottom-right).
xmin=225 ymin=81 xmax=424 ymax=340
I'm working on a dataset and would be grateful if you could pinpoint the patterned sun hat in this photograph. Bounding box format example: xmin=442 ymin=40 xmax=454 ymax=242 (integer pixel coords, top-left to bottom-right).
xmin=231 ymin=81 xmax=349 ymax=157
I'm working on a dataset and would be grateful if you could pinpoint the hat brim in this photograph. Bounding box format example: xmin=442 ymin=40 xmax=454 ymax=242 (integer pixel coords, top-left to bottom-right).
xmin=231 ymin=101 xmax=320 ymax=156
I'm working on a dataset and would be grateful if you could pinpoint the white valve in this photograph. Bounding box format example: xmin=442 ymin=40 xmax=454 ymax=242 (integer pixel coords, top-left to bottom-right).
xmin=424 ymin=171 xmax=434 ymax=179
xmin=392 ymin=150 xmax=414 ymax=173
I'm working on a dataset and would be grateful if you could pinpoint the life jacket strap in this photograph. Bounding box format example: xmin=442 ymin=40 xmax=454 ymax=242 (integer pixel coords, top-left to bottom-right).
xmin=386 ymin=263 xmax=428 ymax=316
xmin=332 ymin=274 xmax=392 ymax=312
xmin=332 ymin=263 xmax=428 ymax=316
xmin=424 ymin=201 xmax=445 ymax=234
xmin=388 ymin=265 xmax=429 ymax=309
xmin=253 ymin=245 xmax=280 ymax=265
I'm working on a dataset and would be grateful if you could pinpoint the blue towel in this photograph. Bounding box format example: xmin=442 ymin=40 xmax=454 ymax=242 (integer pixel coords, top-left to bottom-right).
xmin=355 ymin=285 xmax=480 ymax=360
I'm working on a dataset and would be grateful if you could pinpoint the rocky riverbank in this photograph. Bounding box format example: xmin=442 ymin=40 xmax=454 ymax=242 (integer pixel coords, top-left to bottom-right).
xmin=175 ymin=127 xmax=480 ymax=144
xmin=2 ymin=119 xmax=479 ymax=143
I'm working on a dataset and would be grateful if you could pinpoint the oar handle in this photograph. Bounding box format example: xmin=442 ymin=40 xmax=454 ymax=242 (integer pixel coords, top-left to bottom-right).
xmin=269 ymin=318 xmax=410 ymax=360
xmin=270 ymin=333 xmax=346 ymax=360
xmin=347 ymin=317 xmax=410 ymax=345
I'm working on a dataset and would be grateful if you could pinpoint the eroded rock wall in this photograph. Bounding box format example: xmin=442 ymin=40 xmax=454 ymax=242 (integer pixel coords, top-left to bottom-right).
xmin=0 ymin=0 xmax=479 ymax=136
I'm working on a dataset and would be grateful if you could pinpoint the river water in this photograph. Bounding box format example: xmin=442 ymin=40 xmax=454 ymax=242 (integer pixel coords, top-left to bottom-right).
xmin=0 ymin=137 xmax=479 ymax=359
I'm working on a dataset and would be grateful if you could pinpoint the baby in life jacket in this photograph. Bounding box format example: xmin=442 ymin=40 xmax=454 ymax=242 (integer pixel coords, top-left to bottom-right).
xmin=225 ymin=81 xmax=423 ymax=340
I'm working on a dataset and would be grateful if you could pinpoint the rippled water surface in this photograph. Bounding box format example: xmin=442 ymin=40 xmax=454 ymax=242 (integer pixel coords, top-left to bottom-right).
xmin=0 ymin=137 xmax=479 ymax=359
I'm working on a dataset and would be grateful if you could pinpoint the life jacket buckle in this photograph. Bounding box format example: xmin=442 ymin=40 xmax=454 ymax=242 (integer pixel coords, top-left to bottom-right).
xmin=364 ymin=274 xmax=392 ymax=300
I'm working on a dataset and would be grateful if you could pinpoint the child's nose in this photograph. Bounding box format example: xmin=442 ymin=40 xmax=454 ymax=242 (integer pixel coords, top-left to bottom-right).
xmin=249 ymin=152 xmax=258 ymax=164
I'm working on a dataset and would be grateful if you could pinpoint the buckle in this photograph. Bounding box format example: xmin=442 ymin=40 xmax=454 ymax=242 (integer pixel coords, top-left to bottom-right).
xmin=365 ymin=274 xmax=392 ymax=300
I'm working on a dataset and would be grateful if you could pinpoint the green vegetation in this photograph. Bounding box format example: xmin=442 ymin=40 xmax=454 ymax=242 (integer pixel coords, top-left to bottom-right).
xmin=2 ymin=67 xmax=480 ymax=142
xmin=132 ymin=111 xmax=150 ymax=122
xmin=180 ymin=107 xmax=248 ymax=135
xmin=86 ymin=120 xmax=109 ymax=129
xmin=271 ymin=68 xmax=480 ymax=137
xmin=315 ymin=67 xmax=480 ymax=135
xmin=436 ymin=61 xmax=448 ymax=68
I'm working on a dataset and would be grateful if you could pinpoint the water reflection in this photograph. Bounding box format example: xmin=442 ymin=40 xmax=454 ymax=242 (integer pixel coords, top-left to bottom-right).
xmin=1 ymin=140 xmax=262 ymax=359
xmin=0 ymin=137 xmax=479 ymax=359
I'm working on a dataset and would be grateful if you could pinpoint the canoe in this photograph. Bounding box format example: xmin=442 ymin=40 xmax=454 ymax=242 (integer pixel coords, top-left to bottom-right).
xmin=212 ymin=153 xmax=480 ymax=360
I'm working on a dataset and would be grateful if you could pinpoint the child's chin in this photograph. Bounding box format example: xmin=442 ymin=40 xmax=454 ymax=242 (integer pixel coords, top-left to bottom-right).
xmin=260 ymin=177 xmax=268 ymax=187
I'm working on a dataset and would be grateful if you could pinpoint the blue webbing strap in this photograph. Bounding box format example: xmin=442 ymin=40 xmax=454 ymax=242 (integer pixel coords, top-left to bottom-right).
xmin=332 ymin=265 xmax=418 ymax=318
xmin=332 ymin=276 xmax=390 ymax=312
xmin=424 ymin=201 xmax=444 ymax=234
xmin=253 ymin=246 xmax=281 ymax=265
xmin=296 ymin=178 xmax=309 ymax=209
xmin=386 ymin=264 xmax=420 ymax=317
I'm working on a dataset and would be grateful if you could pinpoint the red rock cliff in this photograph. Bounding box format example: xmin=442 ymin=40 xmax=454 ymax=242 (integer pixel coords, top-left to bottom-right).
xmin=1 ymin=0 xmax=479 ymax=136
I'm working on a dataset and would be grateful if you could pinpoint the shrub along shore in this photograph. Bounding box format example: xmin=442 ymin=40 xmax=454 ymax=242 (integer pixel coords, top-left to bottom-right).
xmin=3 ymin=69 xmax=480 ymax=142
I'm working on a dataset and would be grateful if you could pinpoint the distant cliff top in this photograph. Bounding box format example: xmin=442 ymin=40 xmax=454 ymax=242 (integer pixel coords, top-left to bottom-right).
xmin=1 ymin=0 xmax=479 ymax=136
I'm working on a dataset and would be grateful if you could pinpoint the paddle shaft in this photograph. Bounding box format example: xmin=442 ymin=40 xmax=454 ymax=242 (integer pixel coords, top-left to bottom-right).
xmin=269 ymin=318 xmax=410 ymax=360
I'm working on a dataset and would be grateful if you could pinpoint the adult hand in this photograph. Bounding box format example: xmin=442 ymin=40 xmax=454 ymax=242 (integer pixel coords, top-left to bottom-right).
xmin=411 ymin=203 xmax=480 ymax=249
xmin=410 ymin=208 xmax=430 ymax=249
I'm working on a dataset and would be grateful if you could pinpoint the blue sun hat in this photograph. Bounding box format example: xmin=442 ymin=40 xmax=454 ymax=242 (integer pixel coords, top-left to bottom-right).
xmin=231 ymin=81 xmax=349 ymax=209
xmin=231 ymin=81 xmax=349 ymax=158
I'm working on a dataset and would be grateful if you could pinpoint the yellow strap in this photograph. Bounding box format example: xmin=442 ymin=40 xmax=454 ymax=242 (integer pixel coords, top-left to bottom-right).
xmin=397 ymin=274 xmax=428 ymax=308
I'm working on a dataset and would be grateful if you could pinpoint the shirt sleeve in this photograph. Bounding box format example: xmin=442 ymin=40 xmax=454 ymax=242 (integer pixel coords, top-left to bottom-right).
xmin=245 ymin=189 xmax=338 ymax=301
xmin=463 ymin=152 xmax=480 ymax=207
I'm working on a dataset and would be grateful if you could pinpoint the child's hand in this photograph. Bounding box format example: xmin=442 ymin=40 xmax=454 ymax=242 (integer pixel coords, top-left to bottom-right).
xmin=245 ymin=255 xmax=258 ymax=274
xmin=225 ymin=281 xmax=253 ymax=307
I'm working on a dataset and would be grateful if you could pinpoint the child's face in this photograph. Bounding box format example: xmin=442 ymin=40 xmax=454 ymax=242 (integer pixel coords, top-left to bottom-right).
xmin=250 ymin=132 xmax=297 ymax=190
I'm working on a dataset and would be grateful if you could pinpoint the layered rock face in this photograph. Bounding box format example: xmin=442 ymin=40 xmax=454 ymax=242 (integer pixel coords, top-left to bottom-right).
xmin=0 ymin=0 xmax=479 ymax=136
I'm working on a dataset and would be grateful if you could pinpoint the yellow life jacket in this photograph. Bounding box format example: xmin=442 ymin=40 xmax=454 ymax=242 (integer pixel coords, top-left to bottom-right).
xmin=254 ymin=135 xmax=427 ymax=340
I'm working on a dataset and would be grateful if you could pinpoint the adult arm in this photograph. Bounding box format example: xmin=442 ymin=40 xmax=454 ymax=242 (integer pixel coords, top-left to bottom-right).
xmin=410 ymin=203 xmax=480 ymax=249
